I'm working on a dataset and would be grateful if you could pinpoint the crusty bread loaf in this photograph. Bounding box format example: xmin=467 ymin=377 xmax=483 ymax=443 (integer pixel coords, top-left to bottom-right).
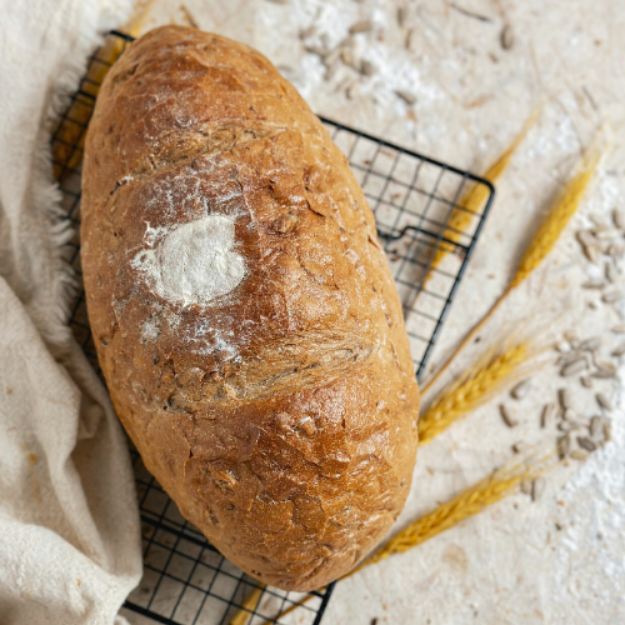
xmin=81 ymin=25 xmax=419 ymax=591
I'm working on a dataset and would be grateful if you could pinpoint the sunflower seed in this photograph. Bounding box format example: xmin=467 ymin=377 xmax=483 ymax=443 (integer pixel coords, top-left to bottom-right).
xmin=580 ymin=375 xmax=593 ymax=388
xmin=520 ymin=479 xmax=533 ymax=495
xmin=561 ymin=359 xmax=588 ymax=377
xmin=578 ymin=436 xmax=597 ymax=452
xmin=583 ymin=244 xmax=600 ymax=263
xmin=596 ymin=392 xmax=612 ymax=411
xmin=594 ymin=228 xmax=620 ymax=240
xmin=580 ymin=337 xmax=602 ymax=351
xmin=541 ymin=403 xmax=558 ymax=428
xmin=501 ymin=24 xmax=514 ymax=50
xmin=395 ymin=89 xmax=417 ymax=105
xmin=612 ymin=207 xmax=625 ymax=230
xmin=592 ymin=369 xmax=617 ymax=379
xmin=612 ymin=323 xmax=625 ymax=334
xmin=606 ymin=262 xmax=621 ymax=283
xmin=603 ymin=290 xmax=625 ymax=303
xmin=558 ymin=352 xmax=587 ymax=367
xmin=612 ymin=342 xmax=625 ymax=357
xmin=595 ymin=358 xmax=617 ymax=374
xmin=607 ymin=241 xmax=625 ymax=258
xmin=360 ymin=59 xmax=376 ymax=76
xmin=604 ymin=422 xmax=612 ymax=442
xmin=590 ymin=415 xmax=605 ymax=439
xmin=499 ymin=404 xmax=518 ymax=427
xmin=532 ymin=478 xmax=546 ymax=501
xmin=570 ymin=449 xmax=589 ymax=461
xmin=558 ymin=420 xmax=582 ymax=432
xmin=564 ymin=329 xmax=579 ymax=342
xmin=511 ymin=379 xmax=531 ymax=400
xmin=397 ymin=6 xmax=407 ymax=26
xmin=563 ymin=408 xmax=581 ymax=422
xmin=582 ymin=278 xmax=606 ymax=289
xmin=512 ymin=441 xmax=529 ymax=454
xmin=577 ymin=230 xmax=597 ymax=247
xmin=558 ymin=435 xmax=571 ymax=458
xmin=558 ymin=388 xmax=572 ymax=410
xmin=349 ymin=20 xmax=375 ymax=34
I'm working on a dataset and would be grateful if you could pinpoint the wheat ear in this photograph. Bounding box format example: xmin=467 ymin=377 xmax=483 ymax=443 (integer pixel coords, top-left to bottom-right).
xmin=422 ymin=140 xmax=603 ymax=395
xmin=256 ymin=450 xmax=556 ymax=625
xmin=52 ymin=1 xmax=155 ymax=180
xmin=422 ymin=106 xmax=541 ymax=287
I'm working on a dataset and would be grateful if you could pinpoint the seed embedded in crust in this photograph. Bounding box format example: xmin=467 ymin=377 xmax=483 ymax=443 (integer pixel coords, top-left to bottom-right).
xmin=511 ymin=379 xmax=531 ymax=400
xmin=541 ymin=403 xmax=557 ymax=428
xmin=596 ymin=392 xmax=612 ymax=411
xmin=577 ymin=436 xmax=597 ymax=452
xmin=561 ymin=359 xmax=588 ymax=377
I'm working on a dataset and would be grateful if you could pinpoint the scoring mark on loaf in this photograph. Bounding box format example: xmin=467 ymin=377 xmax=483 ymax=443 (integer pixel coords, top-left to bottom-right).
xmin=131 ymin=215 xmax=246 ymax=307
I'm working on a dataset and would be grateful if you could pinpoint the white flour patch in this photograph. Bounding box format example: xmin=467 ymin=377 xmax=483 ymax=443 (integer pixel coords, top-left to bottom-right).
xmin=131 ymin=215 xmax=246 ymax=307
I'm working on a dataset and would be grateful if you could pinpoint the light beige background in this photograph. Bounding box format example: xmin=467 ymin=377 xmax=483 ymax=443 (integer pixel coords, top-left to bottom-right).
xmin=125 ymin=1 xmax=625 ymax=623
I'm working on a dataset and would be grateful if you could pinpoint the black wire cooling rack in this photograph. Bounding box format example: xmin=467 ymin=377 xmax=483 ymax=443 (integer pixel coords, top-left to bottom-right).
xmin=52 ymin=30 xmax=494 ymax=625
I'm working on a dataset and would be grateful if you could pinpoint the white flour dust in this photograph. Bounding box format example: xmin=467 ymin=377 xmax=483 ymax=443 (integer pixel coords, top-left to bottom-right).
xmin=131 ymin=215 xmax=246 ymax=307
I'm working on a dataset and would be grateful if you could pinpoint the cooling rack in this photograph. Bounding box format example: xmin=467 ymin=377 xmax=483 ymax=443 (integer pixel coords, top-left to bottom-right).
xmin=52 ymin=30 xmax=494 ymax=625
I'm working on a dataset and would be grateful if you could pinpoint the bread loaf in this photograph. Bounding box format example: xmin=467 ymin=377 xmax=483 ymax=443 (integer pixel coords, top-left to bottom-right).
xmin=81 ymin=25 xmax=419 ymax=591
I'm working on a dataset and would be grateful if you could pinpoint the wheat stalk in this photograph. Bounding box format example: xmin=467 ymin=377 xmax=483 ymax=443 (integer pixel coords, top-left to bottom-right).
xmin=52 ymin=0 xmax=155 ymax=180
xmin=422 ymin=106 xmax=541 ymax=287
xmin=418 ymin=337 xmax=543 ymax=444
xmin=422 ymin=139 xmax=604 ymax=395
xmin=256 ymin=450 xmax=556 ymax=625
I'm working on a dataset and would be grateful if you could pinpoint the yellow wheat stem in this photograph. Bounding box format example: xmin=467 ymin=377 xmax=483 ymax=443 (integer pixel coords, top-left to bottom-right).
xmin=418 ymin=338 xmax=540 ymax=444
xmin=422 ymin=140 xmax=603 ymax=395
xmin=260 ymin=450 xmax=556 ymax=625
xmin=422 ymin=106 xmax=541 ymax=287
xmin=229 ymin=585 xmax=265 ymax=625
xmin=52 ymin=0 xmax=155 ymax=180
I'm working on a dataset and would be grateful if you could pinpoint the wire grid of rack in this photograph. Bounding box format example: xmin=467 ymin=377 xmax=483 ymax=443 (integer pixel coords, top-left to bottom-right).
xmin=51 ymin=30 xmax=493 ymax=625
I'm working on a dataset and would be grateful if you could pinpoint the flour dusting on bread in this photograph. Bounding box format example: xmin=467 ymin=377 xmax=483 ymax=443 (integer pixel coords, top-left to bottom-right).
xmin=131 ymin=215 xmax=246 ymax=307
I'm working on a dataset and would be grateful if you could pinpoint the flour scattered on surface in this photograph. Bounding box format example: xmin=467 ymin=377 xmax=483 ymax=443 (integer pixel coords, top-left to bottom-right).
xmin=131 ymin=215 xmax=246 ymax=307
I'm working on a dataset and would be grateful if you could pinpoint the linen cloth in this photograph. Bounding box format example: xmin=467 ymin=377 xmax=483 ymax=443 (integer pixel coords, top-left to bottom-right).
xmin=0 ymin=1 xmax=142 ymax=623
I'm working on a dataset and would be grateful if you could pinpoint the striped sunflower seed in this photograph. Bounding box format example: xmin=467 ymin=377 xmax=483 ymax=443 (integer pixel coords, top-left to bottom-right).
xmin=499 ymin=404 xmax=518 ymax=428
xmin=511 ymin=379 xmax=531 ymax=400
xmin=578 ymin=436 xmax=597 ymax=452
xmin=541 ymin=403 xmax=558 ymax=428
xmin=561 ymin=359 xmax=588 ymax=377
xmin=570 ymin=449 xmax=589 ymax=461
xmin=596 ymin=392 xmax=612 ymax=411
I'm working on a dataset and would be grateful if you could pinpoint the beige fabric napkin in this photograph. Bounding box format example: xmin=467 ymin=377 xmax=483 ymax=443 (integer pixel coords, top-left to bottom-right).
xmin=0 ymin=0 xmax=142 ymax=623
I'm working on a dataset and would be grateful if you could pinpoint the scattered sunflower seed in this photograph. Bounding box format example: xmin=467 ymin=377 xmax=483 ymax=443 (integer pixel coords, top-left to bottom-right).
xmin=520 ymin=479 xmax=533 ymax=495
xmin=607 ymin=241 xmax=625 ymax=257
xmin=602 ymin=290 xmax=625 ymax=303
xmin=500 ymin=24 xmax=514 ymax=50
xmin=612 ymin=342 xmax=625 ymax=357
xmin=349 ymin=19 xmax=375 ymax=34
xmin=596 ymin=392 xmax=613 ymax=411
xmin=360 ymin=59 xmax=376 ymax=76
xmin=570 ymin=449 xmax=589 ymax=461
xmin=580 ymin=336 xmax=602 ymax=351
xmin=583 ymin=244 xmax=600 ymax=263
xmin=612 ymin=323 xmax=625 ymax=334
xmin=558 ymin=352 xmax=587 ymax=367
xmin=594 ymin=358 xmax=617 ymax=374
xmin=511 ymin=379 xmax=531 ymax=400
xmin=561 ymin=359 xmax=588 ymax=377
xmin=499 ymin=404 xmax=518 ymax=428
xmin=590 ymin=415 xmax=605 ymax=439
xmin=558 ymin=434 xmax=571 ymax=458
xmin=541 ymin=403 xmax=558 ymax=428
xmin=397 ymin=6 xmax=407 ymax=27
xmin=564 ymin=330 xmax=579 ymax=342
xmin=395 ymin=89 xmax=417 ymax=105
xmin=580 ymin=375 xmax=593 ymax=388
xmin=512 ymin=441 xmax=529 ymax=454
xmin=592 ymin=369 xmax=617 ymax=379
xmin=563 ymin=408 xmax=580 ymax=422
xmin=606 ymin=262 xmax=621 ymax=283
xmin=604 ymin=421 xmax=612 ymax=442
xmin=532 ymin=477 xmax=546 ymax=501
xmin=340 ymin=48 xmax=354 ymax=66
xmin=558 ymin=388 xmax=573 ymax=410
xmin=593 ymin=227 xmax=619 ymax=240
xmin=299 ymin=25 xmax=316 ymax=39
xmin=577 ymin=230 xmax=597 ymax=247
xmin=613 ymin=207 xmax=625 ymax=230
xmin=578 ymin=436 xmax=597 ymax=452
xmin=582 ymin=278 xmax=605 ymax=289
xmin=558 ymin=420 xmax=582 ymax=432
